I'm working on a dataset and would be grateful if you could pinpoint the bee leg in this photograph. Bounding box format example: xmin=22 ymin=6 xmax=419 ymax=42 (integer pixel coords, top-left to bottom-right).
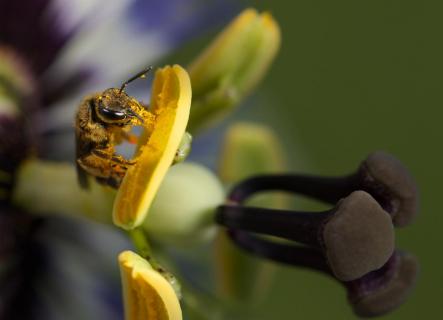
xmin=78 ymin=154 xmax=126 ymax=189
xmin=77 ymin=156 xmax=114 ymax=179
xmin=96 ymin=176 xmax=122 ymax=189
xmin=110 ymin=163 xmax=127 ymax=175
xmin=92 ymin=149 xmax=136 ymax=166
xmin=120 ymin=130 xmax=138 ymax=144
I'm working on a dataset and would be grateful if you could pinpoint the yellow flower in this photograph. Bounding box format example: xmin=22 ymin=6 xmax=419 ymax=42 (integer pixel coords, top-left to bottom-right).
xmin=113 ymin=65 xmax=192 ymax=230
xmin=119 ymin=250 xmax=182 ymax=320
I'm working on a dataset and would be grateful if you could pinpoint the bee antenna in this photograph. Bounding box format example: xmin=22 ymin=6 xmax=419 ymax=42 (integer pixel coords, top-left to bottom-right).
xmin=119 ymin=66 xmax=153 ymax=93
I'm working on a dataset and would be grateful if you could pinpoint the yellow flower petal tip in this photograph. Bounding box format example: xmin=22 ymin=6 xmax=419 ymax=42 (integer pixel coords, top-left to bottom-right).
xmin=113 ymin=65 xmax=192 ymax=229
xmin=119 ymin=251 xmax=182 ymax=320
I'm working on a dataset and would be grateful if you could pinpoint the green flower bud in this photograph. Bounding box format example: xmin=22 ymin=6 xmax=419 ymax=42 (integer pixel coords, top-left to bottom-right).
xmin=143 ymin=162 xmax=224 ymax=246
xmin=219 ymin=122 xmax=285 ymax=181
xmin=187 ymin=8 xmax=281 ymax=133
xmin=215 ymin=122 xmax=286 ymax=303
xmin=219 ymin=122 xmax=286 ymax=208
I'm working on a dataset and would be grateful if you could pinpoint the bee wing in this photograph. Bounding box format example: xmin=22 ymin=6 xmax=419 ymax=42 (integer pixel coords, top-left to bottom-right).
xmin=75 ymin=97 xmax=96 ymax=189
xmin=76 ymin=161 xmax=90 ymax=189
xmin=75 ymin=136 xmax=90 ymax=189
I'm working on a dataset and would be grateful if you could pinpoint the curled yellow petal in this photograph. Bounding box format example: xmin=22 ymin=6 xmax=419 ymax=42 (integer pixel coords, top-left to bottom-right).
xmin=113 ymin=65 xmax=192 ymax=229
xmin=119 ymin=250 xmax=182 ymax=320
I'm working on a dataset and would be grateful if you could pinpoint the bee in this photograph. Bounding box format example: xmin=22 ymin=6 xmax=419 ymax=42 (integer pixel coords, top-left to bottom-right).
xmin=75 ymin=67 xmax=154 ymax=189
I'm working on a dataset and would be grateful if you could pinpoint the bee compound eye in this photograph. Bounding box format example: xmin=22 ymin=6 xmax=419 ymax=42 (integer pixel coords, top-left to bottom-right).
xmin=98 ymin=107 xmax=127 ymax=121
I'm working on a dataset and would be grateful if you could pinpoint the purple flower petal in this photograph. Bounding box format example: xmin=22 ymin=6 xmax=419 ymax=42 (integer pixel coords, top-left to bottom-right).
xmin=0 ymin=0 xmax=77 ymax=76
xmin=0 ymin=208 xmax=38 ymax=319
xmin=41 ymin=66 xmax=95 ymax=107
xmin=0 ymin=212 xmax=130 ymax=320
xmin=129 ymin=0 xmax=241 ymax=46
xmin=0 ymin=115 xmax=30 ymax=196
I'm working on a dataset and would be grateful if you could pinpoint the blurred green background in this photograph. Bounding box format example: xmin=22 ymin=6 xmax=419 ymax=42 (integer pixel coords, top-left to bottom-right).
xmin=172 ymin=0 xmax=442 ymax=319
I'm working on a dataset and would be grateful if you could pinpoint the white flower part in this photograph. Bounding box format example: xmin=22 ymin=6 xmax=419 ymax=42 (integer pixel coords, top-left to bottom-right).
xmin=48 ymin=0 xmax=168 ymax=85
xmin=46 ymin=0 xmax=112 ymax=34
xmin=42 ymin=0 xmax=170 ymax=131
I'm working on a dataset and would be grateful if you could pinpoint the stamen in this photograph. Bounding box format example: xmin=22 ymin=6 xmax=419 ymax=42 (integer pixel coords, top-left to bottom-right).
xmin=227 ymin=229 xmax=330 ymax=273
xmin=228 ymin=151 xmax=418 ymax=227
xmin=217 ymin=191 xmax=395 ymax=281
xmin=226 ymin=229 xmax=418 ymax=318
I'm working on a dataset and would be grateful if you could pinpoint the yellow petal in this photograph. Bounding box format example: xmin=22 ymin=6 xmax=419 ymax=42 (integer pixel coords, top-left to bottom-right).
xmin=113 ymin=65 xmax=192 ymax=229
xmin=119 ymin=250 xmax=182 ymax=320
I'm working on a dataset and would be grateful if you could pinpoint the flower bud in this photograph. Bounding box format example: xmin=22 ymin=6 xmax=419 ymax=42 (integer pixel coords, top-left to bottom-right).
xmin=187 ymin=9 xmax=281 ymax=132
xmin=219 ymin=122 xmax=286 ymax=207
xmin=143 ymin=162 xmax=224 ymax=246
xmin=215 ymin=122 xmax=286 ymax=303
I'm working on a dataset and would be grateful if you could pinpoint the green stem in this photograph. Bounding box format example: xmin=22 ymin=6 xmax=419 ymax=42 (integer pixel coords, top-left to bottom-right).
xmin=129 ymin=228 xmax=158 ymax=268
xmin=129 ymin=227 xmax=151 ymax=257
xmin=129 ymin=228 xmax=182 ymax=298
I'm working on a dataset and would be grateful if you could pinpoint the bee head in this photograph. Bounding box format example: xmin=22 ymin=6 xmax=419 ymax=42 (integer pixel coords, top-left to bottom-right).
xmin=95 ymin=88 xmax=144 ymax=125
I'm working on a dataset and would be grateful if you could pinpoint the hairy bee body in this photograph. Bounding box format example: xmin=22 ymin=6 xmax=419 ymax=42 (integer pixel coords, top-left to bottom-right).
xmin=76 ymin=96 xmax=118 ymax=188
xmin=75 ymin=87 xmax=148 ymax=189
